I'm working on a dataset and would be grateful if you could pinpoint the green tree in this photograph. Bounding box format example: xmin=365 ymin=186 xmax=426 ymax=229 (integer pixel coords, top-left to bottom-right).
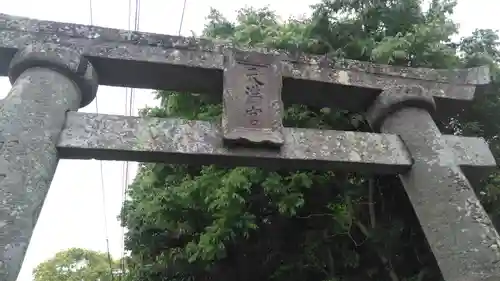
xmin=33 ymin=248 xmax=120 ymax=281
xmin=120 ymin=1 xmax=500 ymax=280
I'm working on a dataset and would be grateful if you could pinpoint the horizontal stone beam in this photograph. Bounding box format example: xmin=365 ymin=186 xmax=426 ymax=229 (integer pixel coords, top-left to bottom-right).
xmin=0 ymin=13 xmax=490 ymax=113
xmin=0 ymin=14 xmax=489 ymax=85
xmin=57 ymin=112 xmax=496 ymax=179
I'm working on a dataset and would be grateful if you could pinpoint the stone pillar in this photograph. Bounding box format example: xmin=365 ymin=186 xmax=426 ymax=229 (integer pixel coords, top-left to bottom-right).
xmin=0 ymin=43 xmax=98 ymax=281
xmin=366 ymin=85 xmax=500 ymax=281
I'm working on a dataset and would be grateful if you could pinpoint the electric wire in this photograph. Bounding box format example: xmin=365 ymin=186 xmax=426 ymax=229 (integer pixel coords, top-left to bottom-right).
xmin=119 ymin=0 xmax=140 ymax=277
xmin=118 ymin=87 xmax=129 ymax=278
xmin=119 ymin=0 xmax=183 ymax=276
xmin=118 ymin=0 xmax=183 ymax=276
xmin=88 ymin=0 xmax=93 ymax=27
xmin=178 ymin=0 xmax=188 ymax=35
xmin=89 ymin=0 xmax=115 ymax=279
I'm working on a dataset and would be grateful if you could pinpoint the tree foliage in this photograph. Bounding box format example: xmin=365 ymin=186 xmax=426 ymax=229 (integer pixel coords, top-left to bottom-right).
xmin=120 ymin=1 xmax=500 ymax=280
xmin=33 ymin=248 xmax=120 ymax=281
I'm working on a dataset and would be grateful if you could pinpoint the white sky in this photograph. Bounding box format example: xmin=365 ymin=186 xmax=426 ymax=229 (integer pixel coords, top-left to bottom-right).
xmin=0 ymin=0 xmax=499 ymax=280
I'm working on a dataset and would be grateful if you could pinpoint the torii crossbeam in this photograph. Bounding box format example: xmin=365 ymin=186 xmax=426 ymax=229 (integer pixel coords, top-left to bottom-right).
xmin=0 ymin=13 xmax=499 ymax=281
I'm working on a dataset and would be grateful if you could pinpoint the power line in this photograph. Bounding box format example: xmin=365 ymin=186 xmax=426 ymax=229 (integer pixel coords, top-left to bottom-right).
xmin=89 ymin=1 xmax=115 ymax=279
xmin=119 ymin=87 xmax=129 ymax=277
xmin=134 ymin=0 xmax=141 ymax=31
xmin=119 ymin=0 xmax=140 ymax=276
xmin=118 ymin=0 xmax=183 ymax=276
xmin=88 ymin=0 xmax=93 ymax=26
xmin=178 ymin=0 xmax=188 ymax=35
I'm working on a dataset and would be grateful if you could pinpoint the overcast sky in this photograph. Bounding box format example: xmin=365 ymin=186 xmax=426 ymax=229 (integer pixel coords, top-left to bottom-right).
xmin=1 ymin=0 xmax=499 ymax=280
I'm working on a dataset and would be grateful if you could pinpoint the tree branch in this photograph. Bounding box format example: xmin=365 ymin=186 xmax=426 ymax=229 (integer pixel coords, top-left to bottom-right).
xmin=368 ymin=178 xmax=376 ymax=229
xmin=354 ymin=221 xmax=399 ymax=281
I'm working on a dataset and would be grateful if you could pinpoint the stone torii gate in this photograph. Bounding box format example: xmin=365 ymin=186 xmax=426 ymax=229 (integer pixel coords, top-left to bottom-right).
xmin=0 ymin=13 xmax=499 ymax=281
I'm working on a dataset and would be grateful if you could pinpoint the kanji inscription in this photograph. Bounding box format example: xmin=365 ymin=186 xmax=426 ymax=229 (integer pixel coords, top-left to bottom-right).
xmin=222 ymin=50 xmax=284 ymax=147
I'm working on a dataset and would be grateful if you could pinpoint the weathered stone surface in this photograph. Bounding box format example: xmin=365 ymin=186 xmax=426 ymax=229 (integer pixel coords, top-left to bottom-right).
xmin=0 ymin=13 xmax=490 ymax=84
xmin=222 ymin=50 xmax=284 ymax=147
xmin=56 ymin=112 xmax=496 ymax=178
xmin=366 ymin=84 xmax=436 ymax=131
xmin=0 ymin=13 xmax=228 ymax=53
xmin=367 ymin=87 xmax=500 ymax=281
xmin=0 ymin=13 xmax=490 ymax=114
xmin=0 ymin=68 xmax=85 ymax=280
xmin=8 ymin=43 xmax=98 ymax=107
xmin=57 ymin=112 xmax=410 ymax=174
xmin=445 ymin=135 xmax=497 ymax=184
xmin=0 ymin=44 xmax=96 ymax=281
xmin=0 ymin=30 xmax=223 ymax=95
xmin=282 ymin=62 xmax=480 ymax=116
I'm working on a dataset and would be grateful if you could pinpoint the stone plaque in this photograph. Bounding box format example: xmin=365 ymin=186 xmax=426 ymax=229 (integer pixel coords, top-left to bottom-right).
xmin=222 ymin=49 xmax=284 ymax=147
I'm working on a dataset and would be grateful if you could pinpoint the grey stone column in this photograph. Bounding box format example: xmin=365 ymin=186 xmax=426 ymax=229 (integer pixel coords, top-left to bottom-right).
xmin=366 ymin=85 xmax=500 ymax=281
xmin=0 ymin=43 xmax=98 ymax=281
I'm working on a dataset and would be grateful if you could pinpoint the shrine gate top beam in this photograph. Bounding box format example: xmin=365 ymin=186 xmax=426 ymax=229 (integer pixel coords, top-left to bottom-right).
xmin=0 ymin=13 xmax=490 ymax=115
